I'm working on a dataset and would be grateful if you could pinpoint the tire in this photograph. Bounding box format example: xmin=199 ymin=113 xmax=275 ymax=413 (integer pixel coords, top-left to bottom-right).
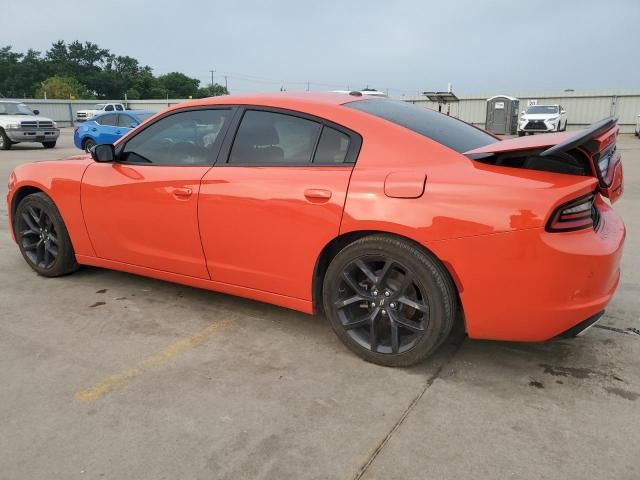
xmin=322 ymin=234 xmax=457 ymax=367
xmin=82 ymin=138 xmax=96 ymax=153
xmin=517 ymin=131 xmax=525 ymax=137
xmin=0 ymin=128 xmax=12 ymax=150
xmin=42 ymin=141 xmax=56 ymax=149
xmin=13 ymin=192 xmax=78 ymax=277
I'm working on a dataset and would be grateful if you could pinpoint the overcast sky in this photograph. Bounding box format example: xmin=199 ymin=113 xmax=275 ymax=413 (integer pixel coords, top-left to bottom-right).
xmin=4 ymin=0 xmax=639 ymax=97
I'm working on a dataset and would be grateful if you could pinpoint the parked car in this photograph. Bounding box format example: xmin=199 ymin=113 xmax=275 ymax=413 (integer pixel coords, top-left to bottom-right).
xmin=6 ymin=93 xmax=625 ymax=366
xmin=0 ymin=101 xmax=59 ymax=150
xmin=75 ymin=103 xmax=127 ymax=122
xmin=517 ymin=104 xmax=567 ymax=135
xmin=73 ymin=110 xmax=155 ymax=152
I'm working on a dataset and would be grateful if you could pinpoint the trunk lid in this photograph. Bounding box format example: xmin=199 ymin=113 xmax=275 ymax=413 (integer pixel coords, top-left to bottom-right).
xmin=465 ymin=117 xmax=623 ymax=203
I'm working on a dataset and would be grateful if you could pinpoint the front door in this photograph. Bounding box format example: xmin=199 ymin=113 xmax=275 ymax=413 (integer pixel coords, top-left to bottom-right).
xmin=198 ymin=108 xmax=360 ymax=300
xmin=81 ymin=107 xmax=234 ymax=278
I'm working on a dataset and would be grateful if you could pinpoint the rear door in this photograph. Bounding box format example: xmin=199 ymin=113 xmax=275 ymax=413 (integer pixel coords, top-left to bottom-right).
xmin=198 ymin=108 xmax=361 ymax=300
xmin=94 ymin=113 xmax=120 ymax=144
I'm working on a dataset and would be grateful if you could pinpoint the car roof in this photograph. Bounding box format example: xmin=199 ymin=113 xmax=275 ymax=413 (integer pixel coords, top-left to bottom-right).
xmin=171 ymin=92 xmax=363 ymax=111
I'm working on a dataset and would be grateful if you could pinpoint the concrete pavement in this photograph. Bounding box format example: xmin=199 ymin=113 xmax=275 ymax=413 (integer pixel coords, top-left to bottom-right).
xmin=1 ymin=129 xmax=638 ymax=479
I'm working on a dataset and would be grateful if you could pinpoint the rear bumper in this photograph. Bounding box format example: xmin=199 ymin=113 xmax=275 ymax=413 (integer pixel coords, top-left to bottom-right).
xmin=558 ymin=311 xmax=604 ymax=338
xmin=427 ymin=200 xmax=625 ymax=341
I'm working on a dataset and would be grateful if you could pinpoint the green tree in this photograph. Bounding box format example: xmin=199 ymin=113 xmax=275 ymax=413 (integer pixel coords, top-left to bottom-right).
xmin=35 ymin=75 xmax=94 ymax=99
xmin=194 ymin=83 xmax=228 ymax=98
xmin=157 ymin=72 xmax=200 ymax=98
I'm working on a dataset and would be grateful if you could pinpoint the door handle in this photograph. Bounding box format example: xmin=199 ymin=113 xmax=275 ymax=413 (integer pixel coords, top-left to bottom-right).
xmin=115 ymin=130 xmax=121 ymax=134
xmin=169 ymin=187 xmax=193 ymax=198
xmin=91 ymin=128 xmax=97 ymax=132
xmin=304 ymin=188 xmax=332 ymax=201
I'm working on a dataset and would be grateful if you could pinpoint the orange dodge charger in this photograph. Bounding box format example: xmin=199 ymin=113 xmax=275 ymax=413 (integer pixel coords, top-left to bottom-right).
xmin=6 ymin=93 xmax=625 ymax=366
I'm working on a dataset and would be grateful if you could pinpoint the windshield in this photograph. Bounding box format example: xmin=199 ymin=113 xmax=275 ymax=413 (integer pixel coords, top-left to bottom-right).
xmin=526 ymin=105 xmax=558 ymax=114
xmin=0 ymin=102 xmax=34 ymax=115
xmin=94 ymin=104 xmax=107 ymax=109
xmin=346 ymin=98 xmax=497 ymax=153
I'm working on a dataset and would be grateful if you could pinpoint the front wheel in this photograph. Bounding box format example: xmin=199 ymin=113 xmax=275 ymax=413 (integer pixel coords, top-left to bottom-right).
xmin=323 ymin=235 xmax=457 ymax=367
xmin=14 ymin=192 xmax=78 ymax=277
xmin=0 ymin=129 xmax=12 ymax=150
xmin=517 ymin=131 xmax=525 ymax=137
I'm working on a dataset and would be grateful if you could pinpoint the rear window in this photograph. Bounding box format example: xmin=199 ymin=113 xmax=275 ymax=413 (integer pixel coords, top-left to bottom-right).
xmin=345 ymin=99 xmax=497 ymax=153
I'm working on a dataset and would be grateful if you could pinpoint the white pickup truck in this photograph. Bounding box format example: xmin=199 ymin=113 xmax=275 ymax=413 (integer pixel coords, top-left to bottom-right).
xmin=0 ymin=101 xmax=59 ymax=150
xmin=76 ymin=103 xmax=126 ymax=122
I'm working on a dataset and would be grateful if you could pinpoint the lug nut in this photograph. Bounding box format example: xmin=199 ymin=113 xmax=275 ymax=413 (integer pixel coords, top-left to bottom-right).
xmin=381 ymin=309 xmax=387 ymax=315
xmin=384 ymin=291 xmax=391 ymax=297
xmin=389 ymin=302 xmax=397 ymax=309
xmin=372 ymin=289 xmax=378 ymax=296
xmin=370 ymin=302 xmax=376 ymax=308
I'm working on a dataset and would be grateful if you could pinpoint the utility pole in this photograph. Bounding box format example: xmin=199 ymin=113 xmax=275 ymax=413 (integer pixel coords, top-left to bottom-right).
xmin=209 ymin=69 xmax=216 ymax=87
xmin=224 ymin=75 xmax=228 ymax=92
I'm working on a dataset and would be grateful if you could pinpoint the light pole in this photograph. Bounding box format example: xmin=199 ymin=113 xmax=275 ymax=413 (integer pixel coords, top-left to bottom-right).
xmin=209 ymin=69 xmax=216 ymax=87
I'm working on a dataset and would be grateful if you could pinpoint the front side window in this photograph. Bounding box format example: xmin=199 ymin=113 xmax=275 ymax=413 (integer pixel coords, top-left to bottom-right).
xmin=96 ymin=114 xmax=118 ymax=126
xmin=120 ymin=109 xmax=230 ymax=165
xmin=229 ymin=110 xmax=321 ymax=165
xmin=105 ymin=105 xmax=114 ymax=111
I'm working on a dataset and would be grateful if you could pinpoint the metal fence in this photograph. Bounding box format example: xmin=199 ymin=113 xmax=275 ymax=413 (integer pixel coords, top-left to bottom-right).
xmin=4 ymin=99 xmax=188 ymax=127
xmin=402 ymin=91 xmax=640 ymax=134
xmin=7 ymin=92 xmax=640 ymax=133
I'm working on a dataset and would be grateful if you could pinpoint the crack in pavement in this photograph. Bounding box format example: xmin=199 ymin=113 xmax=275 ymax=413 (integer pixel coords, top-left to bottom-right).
xmin=352 ymin=339 xmax=464 ymax=480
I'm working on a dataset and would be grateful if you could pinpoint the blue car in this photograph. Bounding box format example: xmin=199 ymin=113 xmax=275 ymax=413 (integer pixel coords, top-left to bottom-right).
xmin=73 ymin=110 xmax=155 ymax=152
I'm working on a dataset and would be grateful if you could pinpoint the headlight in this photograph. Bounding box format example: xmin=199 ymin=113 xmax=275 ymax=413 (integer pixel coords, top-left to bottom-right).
xmin=5 ymin=122 xmax=20 ymax=129
xmin=547 ymin=116 xmax=559 ymax=123
xmin=52 ymin=121 xmax=58 ymax=128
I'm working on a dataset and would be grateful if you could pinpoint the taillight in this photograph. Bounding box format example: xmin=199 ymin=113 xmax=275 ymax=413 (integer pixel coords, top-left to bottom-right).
xmin=546 ymin=194 xmax=598 ymax=232
xmin=593 ymin=143 xmax=617 ymax=187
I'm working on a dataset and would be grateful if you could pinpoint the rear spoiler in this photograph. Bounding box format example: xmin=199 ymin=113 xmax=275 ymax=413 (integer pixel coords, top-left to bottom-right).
xmin=540 ymin=116 xmax=617 ymax=157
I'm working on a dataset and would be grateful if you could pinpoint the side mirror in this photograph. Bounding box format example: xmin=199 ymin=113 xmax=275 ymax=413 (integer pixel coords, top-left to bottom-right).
xmin=91 ymin=144 xmax=115 ymax=162
xmin=129 ymin=123 xmax=137 ymax=129
xmin=561 ymin=110 xmax=566 ymax=115
xmin=520 ymin=110 xmax=526 ymax=115
xmin=33 ymin=109 xmax=40 ymax=115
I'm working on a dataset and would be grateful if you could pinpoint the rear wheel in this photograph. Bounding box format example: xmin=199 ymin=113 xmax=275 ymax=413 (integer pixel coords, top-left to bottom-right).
xmin=83 ymin=138 xmax=96 ymax=152
xmin=323 ymin=235 xmax=457 ymax=367
xmin=14 ymin=192 xmax=78 ymax=277
xmin=0 ymin=129 xmax=12 ymax=150
xmin=42 ymin=141 xmax=56 ymax=149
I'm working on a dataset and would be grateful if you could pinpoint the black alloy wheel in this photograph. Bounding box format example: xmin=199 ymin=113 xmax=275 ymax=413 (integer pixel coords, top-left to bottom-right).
xmin=323 ymin=235 xmax=457 ymax=367
xmin=334 ymin=256 xmax=429 ymax=355
xmin=14 ymin=193 xmax=78 ymax=276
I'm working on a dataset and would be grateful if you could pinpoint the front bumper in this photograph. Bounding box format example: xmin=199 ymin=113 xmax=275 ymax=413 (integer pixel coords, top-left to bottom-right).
xmin=518 ymin=120 xmax=558 ymax=132
xmin=427 ymin=198 xmax=625 ymax=341
xmin=6 ymin=128 xmax=60 ymax=143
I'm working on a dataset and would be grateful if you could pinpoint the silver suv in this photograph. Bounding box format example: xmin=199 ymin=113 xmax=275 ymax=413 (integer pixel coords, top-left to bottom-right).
xmin=0 ymin=101 xmax=60 ymax=150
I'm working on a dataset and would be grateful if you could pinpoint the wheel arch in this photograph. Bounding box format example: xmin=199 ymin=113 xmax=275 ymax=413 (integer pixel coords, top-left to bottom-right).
xmin=312 ymin=229 xmax=466 ymax=333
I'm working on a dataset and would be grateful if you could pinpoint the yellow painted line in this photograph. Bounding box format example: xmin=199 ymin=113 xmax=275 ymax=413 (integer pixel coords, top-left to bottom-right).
xmin=75 ymin=319 xmax=232 ymax=402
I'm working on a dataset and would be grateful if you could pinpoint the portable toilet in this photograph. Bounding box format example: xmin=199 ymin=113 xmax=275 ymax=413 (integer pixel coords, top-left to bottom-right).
xmin=486 ymin=95 xmax=519 ymax=135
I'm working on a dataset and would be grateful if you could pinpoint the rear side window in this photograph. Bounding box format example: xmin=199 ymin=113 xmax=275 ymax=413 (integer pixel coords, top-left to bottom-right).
xmin=314 ymin=126 xmax=350 ymax=164
xmin=96 ymin=114 xmax=118 ymax=126
xmin=117 ymin=114 xmax=136 ymax=127
xmin=115 ymin=105 xmax=124 ymax=111
xmin=229 ymin=110 xmax=321 ymax=165
xmin=346 ymin=99 xmax=497 ymax=153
